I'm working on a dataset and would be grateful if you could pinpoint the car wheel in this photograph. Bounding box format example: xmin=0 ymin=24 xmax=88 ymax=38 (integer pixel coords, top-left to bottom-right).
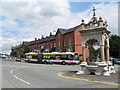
xmin=44 ymin=61 xmax=47 ymax=64
xmin=62 ymin=61 xmax=66 ymax=65
xmin=28 ymin=60 xmax=30 ymax=63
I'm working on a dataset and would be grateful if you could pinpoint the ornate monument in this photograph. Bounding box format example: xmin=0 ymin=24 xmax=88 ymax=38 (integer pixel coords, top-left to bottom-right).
xmin=76 ymin=7 xmax=116 ymax=76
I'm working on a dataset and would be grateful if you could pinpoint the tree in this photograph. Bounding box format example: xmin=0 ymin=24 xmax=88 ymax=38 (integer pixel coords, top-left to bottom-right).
xmin=109 ymin=35 xmax=120 ymax=58
xmin=23 ymin=45 xmax=32 ymax=54
xmin=10 ymin=52 xmax=17 ymax=57
xmin=92 ymin=48 xmax=100 ymax=57
xmin=91 ymin=48 xmax=100 ymax=62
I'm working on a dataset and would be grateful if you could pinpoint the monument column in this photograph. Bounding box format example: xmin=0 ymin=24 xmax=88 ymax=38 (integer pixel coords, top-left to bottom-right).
xmin=106 ymin=46 xmax=110 ymax=61
xmin=82 ymin=45 xmax=86 ymax=62
xmin=100 ymin=45 xmax=105 ymax=61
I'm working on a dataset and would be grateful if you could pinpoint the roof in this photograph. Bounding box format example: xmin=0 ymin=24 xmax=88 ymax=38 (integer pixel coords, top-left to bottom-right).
xmin=29 ymin=36 xmax=55 ymax=45
xmin=12 ymin=24 xmax=81 ymax=48
xmin=55 ymin=25 xmax=81 ymax=36
xmin=59 ymin=28 xmax=67 ymax=34
xmin=22 ymin=41 xmax=29 ymax=45
xmin=65 ymin=25 xmax=80 ymax=34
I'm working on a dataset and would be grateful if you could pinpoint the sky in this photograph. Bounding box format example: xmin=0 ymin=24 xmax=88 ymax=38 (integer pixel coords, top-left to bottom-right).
xmin=0 ymin=0 xmax=118 ymax=54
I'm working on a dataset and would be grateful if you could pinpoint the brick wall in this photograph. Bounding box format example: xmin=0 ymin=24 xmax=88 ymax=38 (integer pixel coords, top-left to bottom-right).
xmin=63 ymin=32 xmax=74 ymax=52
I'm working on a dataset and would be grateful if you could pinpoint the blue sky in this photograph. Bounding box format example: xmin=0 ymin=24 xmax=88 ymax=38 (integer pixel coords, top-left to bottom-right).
xmin=70 ymin=2 xmax=111 ymax=13
xmin=14 ymin=19 xmax=26 ymax=28
xmin=0 ymin=16 xmax=6 ymax=21
xmin=70 ymin=2 xmax=98 ymax=12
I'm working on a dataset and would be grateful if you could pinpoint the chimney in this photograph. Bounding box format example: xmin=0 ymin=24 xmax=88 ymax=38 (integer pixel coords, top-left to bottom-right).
xmin=81 ymin=19 xmax=85 ymax=29
xmin=41 ymin=35 xmax=44 ymax=39
xmin=50 ymin=32 xmax=52 ymax=36
xmin=35 ymin=38 xmax=37 ymax=41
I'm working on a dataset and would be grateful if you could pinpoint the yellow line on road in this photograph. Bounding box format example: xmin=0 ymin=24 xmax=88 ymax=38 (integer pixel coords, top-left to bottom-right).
xmin=58 ymin=72 xmax=120 ymax=86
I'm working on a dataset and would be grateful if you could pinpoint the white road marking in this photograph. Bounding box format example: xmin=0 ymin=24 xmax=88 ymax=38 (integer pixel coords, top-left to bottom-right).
xmin=10 ymin=68 xmax=30 ymax=85
xmin=10 ymin=69 xmax=13 ymax=74
xmin=13 ymin=75 xmax=30 ymax=85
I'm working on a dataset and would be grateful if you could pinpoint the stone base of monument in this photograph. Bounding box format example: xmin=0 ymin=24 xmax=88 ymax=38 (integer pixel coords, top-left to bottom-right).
xmin=95 ymin=61 xmax=108 ymax=76
xmin=76 ymin=61 xmax=116 ymax=76
xmin=103 ymin=67 xmax=110 ymax=76
xmin=76 ymin=62 xmax=87 ymax=74
xmin=76 ymin=62 xmax=98 ymax=75
xmin=109 ymin=66 xmax=116 ymax=74
xmin=106 ymin=61 xmax=116 ymax=74
xmin=94 ymin=62 xmax=100 ymax=65
xmin=86 ymin=66 xmax=98 ymax=75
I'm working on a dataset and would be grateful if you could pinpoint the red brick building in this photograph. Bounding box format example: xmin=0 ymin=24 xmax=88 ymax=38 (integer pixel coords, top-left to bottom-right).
xmin=11 ymin=24 xmax=89 ymax=58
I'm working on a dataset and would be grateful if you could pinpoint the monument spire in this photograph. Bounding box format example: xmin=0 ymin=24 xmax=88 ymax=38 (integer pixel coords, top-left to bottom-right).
xmin=92 ymin=6 xmax=96 ymax=17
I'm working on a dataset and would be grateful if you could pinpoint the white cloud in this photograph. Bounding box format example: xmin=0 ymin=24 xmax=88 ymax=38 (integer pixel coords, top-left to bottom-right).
xmin=0 ymin=1 xmax=118 ymax=54
xmin=94 ymin=3 xmax=118 ymax=34
xmin=0 ymin=32 xmax=18 ymax=54
xmin=2 ymin=19 xmax=18 ymax=30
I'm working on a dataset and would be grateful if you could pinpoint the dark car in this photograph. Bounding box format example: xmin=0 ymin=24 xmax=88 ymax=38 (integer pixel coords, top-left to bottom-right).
xmin=16 ymin=57 xmax=22 ymax=62
xmin=110 ymin=56 xmax=115 ymax=61
xmin=114 ymin=58 xmax=120 ymax=64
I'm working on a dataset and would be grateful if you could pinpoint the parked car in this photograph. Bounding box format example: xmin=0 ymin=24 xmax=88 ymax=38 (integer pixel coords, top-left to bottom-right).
xmin=24 ymin=58 xmax=29 ymax=62
xmin=114 ymin=58 xmax=120 ymax=64
xmin=110 ymin=56 xmax=115 ymax=61
xmin=16 ymin=57 xmax=22 ymax=62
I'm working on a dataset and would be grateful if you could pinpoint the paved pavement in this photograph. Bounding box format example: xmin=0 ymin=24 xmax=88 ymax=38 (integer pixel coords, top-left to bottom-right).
xmin=1 ymin=58 xmax=119 ymax=88
xmin=62 ymin=69 xmax=119 ymax=85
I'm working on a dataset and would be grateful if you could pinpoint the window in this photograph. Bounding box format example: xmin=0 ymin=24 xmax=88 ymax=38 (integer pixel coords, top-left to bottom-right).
xmin=69 ymin=48 xmax=73 ymax=52
xmin=43 ymin=43 xmax=45 ymax=47
xmin=58 ymin=40 xmax=60 ymax=47
xmin=56 ymin=56 xmax=61 ymax=60
xmin=50 ymin=43 xmax=52 ymax=48
xmin=68 ymin=54 xmax=74 ymax=60
xmin=31 ymin=55 xmax=37 ymax=59
xmin=58 ymin=33 xmax=60 ymax=39
xmin=54 ymin=42 xmax=56 ymax=47
xmin=69 ymin=38 xmax=72 ymax=46
xmin=64 ymin=40 xmax=66 ymax=47
xmin=47 ymin=43 xmax=48 ymax=48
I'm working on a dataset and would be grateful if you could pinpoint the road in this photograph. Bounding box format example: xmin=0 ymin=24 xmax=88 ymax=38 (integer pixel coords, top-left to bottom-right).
xmin=1 ymin=58 xmax=119 ymax=88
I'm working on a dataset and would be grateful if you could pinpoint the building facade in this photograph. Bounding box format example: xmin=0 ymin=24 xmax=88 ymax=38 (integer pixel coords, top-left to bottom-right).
xmin=11 ymin=24 xmax=89 ymax=58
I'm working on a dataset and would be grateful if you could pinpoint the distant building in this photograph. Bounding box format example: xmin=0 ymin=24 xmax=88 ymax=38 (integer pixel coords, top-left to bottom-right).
xmin=0 ymin=53 xmax=10 ymax=58
xmin=11 ymin=24 xmax=89 ymax=58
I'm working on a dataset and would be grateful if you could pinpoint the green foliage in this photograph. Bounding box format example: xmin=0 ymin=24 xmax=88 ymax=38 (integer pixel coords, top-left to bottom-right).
xmin=87 ymin=64 xmax=97 ymax=66
xmin=11 ymin=45 xmax=32 ymax=57
xmin=20 ymin=54 xmax=24 ymax=58
xmin=90 ymin=48 xmax=100 ymax=62
xmin=10 ymin=52 xmax=17 ymax=57
xmin=92 ymin=48 xmax=100 ymax=57
xmin=23 ymin=45 xmax=32 ymax=54
xmin=109 ymin=35 xmax=120 ymax=58
xmin=79 ymin=58 xmax=83 ymax=61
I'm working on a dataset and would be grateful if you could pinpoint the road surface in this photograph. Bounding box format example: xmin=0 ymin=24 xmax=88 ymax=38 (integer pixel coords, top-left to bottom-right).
xmin=1 ymin=58 xmax=119 ymax=88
